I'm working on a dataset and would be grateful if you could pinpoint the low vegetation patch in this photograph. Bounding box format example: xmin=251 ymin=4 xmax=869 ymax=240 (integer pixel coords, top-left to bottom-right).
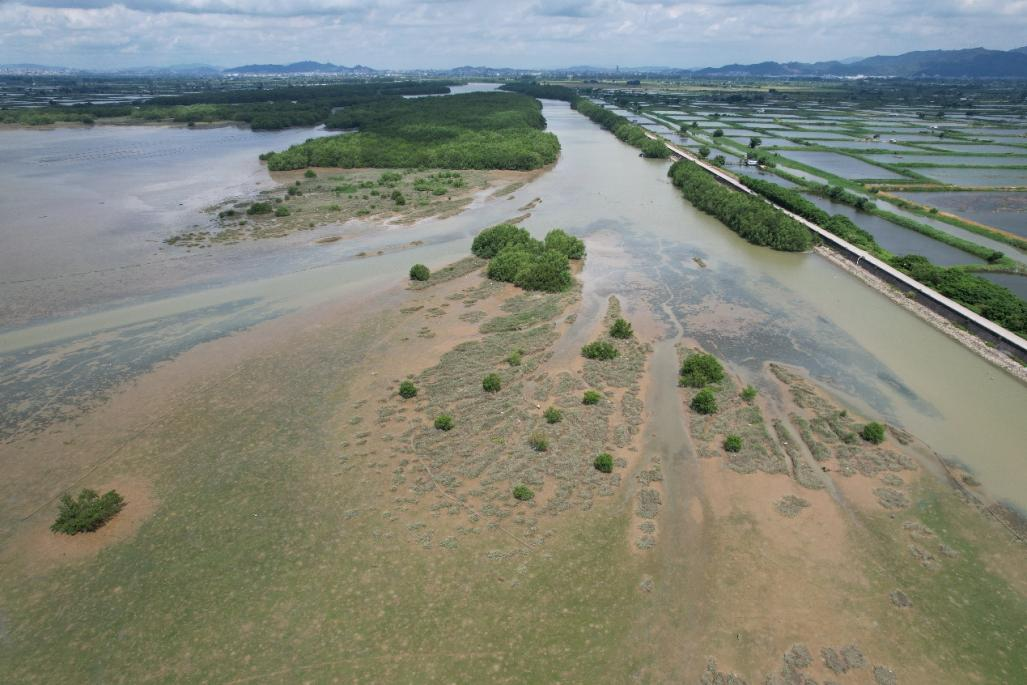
xmin=680 ymin=352 xmax=725 ymax=388
xmin=409 ymin=264 xmax=430 ymax=282
xmin=741 ymin=385 xmax=758 ymax=401
xmin=582 ymin=340 xmax=619 ymax=360
xmin=582 ymin=389 xmax=602 ymax=405
xmin=512 ymin=484 xmax=535 ymax=501
xmin=594 ymin=453 xmax=614 ymax=473
xmin=399 ymin=380 xmax=418 ymax=399
xmin=543 ymin=406 xmax=563 ymax=424
xmin=529 ymin=431 xmax=549 ymax=452
xmin=434 ymin=414 xmax=454 ymax=431
xmin=610 ymin=317 xmax=633 ymax=339
xmin=51 ymin=488 xmax=125 ymax=535
xmin=690 ymin=388 xmax=718 ymax=415
xmin=861 ymin=421 xmax=886 ymax=444
xmin=482 ymin=373 xmax=502 ymax=392
xmin=723 ymin=435 xmax=743 ymax=453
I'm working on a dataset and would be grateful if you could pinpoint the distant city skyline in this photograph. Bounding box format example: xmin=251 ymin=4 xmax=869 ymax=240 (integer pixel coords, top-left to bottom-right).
xmin=2 ymin=0 xmax=1026 ymax=70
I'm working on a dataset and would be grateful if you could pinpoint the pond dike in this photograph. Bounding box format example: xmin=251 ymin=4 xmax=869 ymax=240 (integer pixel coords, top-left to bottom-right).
xmin=648 ymin=132 xmax=1027 ymax=367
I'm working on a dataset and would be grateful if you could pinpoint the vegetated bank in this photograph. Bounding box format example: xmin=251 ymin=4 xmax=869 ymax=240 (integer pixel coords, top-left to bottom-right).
xmin=501 ymin=81 xmax=668 ymax=159
xmin=668 ymin=160 xmax=814 ymax=251
xmin=0 ymin=81 xmax=453 ymax=130
xmin=261 ymin=92 xmax=560 ymax=171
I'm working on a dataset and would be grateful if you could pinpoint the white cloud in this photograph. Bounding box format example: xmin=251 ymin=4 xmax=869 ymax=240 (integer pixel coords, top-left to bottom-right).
xmin=0 ymin=0 xmax=1024 ymax=69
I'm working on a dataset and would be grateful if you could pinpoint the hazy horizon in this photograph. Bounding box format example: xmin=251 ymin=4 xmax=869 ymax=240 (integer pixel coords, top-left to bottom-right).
xmin=1 ymin=0 xmax=1026 ymax=71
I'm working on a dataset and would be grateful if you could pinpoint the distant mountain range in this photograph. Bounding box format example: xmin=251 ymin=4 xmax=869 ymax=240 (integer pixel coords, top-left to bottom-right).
xmin=223 ymin=61 xmax=376 ymax=76
xmin=693 ymin=46 xmax=1027 ymax=78
xmin=4 ymin=46 xmax=1027 ymax=79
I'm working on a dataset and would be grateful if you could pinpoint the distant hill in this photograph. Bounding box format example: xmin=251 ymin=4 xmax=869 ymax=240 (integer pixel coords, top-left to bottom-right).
xmin=224 ymin=61 xmax=377 ymax=75
xmin=694 ymin=46 xmax=1027 ymax=78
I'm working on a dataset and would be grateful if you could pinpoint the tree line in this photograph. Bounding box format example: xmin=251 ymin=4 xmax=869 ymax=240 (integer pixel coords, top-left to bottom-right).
xmin=668 ymin=161 xmax=814 ymax=251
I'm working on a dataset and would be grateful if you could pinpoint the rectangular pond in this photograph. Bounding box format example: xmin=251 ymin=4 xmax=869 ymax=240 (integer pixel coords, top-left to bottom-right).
xmin=802 ymin=194 xmax=984 ymax=265
xmin=894 ymin=191 xmax=1027 ymax=238
xmin=922 ymin=143 xmax=1027 ymax=154
xmin=778 ymin=151 xmax=907 ymax=179
xmin=918 ymin=167 xmax=1027 ymax=187
xmin=977 ymin=272 xmax=1027 ymax=302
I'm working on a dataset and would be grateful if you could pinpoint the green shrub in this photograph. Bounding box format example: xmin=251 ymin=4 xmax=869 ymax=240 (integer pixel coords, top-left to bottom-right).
xmin=610 ymin=318 xmax=633 ymax=339
xmin=507 ymin=350 xmax=523 ymax=366
xmin=582 ymin=340 xmax=618 ymax=360
xmin=399 ymin=380 xmax=417 ymax=398
xmin=472 ymin=223 xmax=536 ymax=258
xmin=391 ymin=190 xmax=406 ymax=206
xmin=304 ymin=169 xmax=317 ymax=178
xmin=543 ymin=228 xmax=586 ymax=259
xmin=434 ymin=414 xmax=454 ymax=431
xmin=680 ymin=353 xmax=725 ymax=388
xmin=582 ymin=390 xmax=602 ymax=405
xmin=515 ymin=249 xmax=573 ymax=292
xmin=50 ymin=489 xmax=125 ymax=535
xmin=287 ymin=185 xmax=301 ymax=196
xmin=593 ymin=452 xmax=614 ymax=473
xmin=409 ymin=263 xmax=430 ymax=281
xmin=543 ymin=406 xmax=563 ymax=424
xmin=513 ymin=485 xmax=535 ymax=501
xmin=487 ymin=244 xmax=535 ymax=282
xmin=741 ymin=385 xmax=757 ymax=401
xmin=723 ymin=435 xmax=742 ymax=452
xmin=690 ymin=388 xmax=718 ymax=415
xmin=246 ymin=202 xmax=273 ymax=215
xmin=275 ymin=206 xmax=290 ymax=217
xmin=529 ymin=431 xmax=548 ymax=452
xmin=482 ymin=373 xmax=502 ymax=392
xmin=861 ymin=421 xmax=886 ymax=444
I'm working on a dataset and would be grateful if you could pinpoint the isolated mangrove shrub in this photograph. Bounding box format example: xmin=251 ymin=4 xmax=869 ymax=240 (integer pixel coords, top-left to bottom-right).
xmin=513 ymin=485 xmax=535 ymax=501
xmin=472 ymin=223 xmax=535 ymax=258
xmin=741 ymin=385 xmax=758 ymax=401
xmin=434 ymin=414 xmax=454 ymax=431
xmin=482 ymin=373 xmax=502 ymax=392
xmin=409 ymin=263 xmax=430 ymax=281
xmin=594 ymin=453 xmax=614 ymax=473
xmin=246 ymin=202 xmax=273 ymax=215
xmin=51 ymin=488 xmax=125 ymax=535
xmin=543 ymin=229 xmax=586 ymax=260
xmin=529 ymin=431 xmax=549 ymax=452
xmin=723 ymin=435 xmax=742 ymax=453
xmin=610 ymin=317 xmax=633 ymax=339
xmin=391 ymin=190 xmax=406 ymax=206
xmin=304 ymin=169 xmax=317 ymax=178
xmin=399 ymin=380 xmax=418 ymax=399
xmin=690 ymin=388 xmax=718 ymax=415
xmin=582 ymin=390 xmax=602 ymax=405
xmin=861 ymin=421 xmax=886 ymax=444
xmin=543 ymin=406 xmax=563 ymax=424
xmin=275 ymin=206 xmax=290 ymax=217
xmin=582 ymin=340 xmax=618 ymax=360
xmin=680 ymin=353 xmax=725 ymax=388
xmin=507 ymin=350 xmax=523 ymax=366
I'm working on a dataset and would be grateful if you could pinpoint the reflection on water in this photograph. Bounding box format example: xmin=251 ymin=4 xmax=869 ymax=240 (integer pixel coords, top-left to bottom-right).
xmin=2 ymin=99 xmax=1027 ymax=511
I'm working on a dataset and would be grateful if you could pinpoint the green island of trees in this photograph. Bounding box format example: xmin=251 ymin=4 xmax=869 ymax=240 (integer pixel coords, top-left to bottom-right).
xmin=472 ymin=224 xmax=583 ymax=293
xmin=668 ymin=160 xmax=814 ymax=252
xmin=262 ymin=92 xmax=560 ymax=171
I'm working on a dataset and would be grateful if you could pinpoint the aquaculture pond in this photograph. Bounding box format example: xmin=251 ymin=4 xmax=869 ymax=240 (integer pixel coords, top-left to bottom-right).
xmin=895 ymin=191 xmax=1027 ymax=238
xmin=878 ymin=154 xmax=1027 ymax=167
xmin=778 ymin=151 xmax=907 ymax=179
xmin=978 ymin=272 xmax=1027 ymax=301
xmin=919 ymin=167 xmax=1027 ymax=187
xmin=801 ymin=194 xmax=983 ymax=266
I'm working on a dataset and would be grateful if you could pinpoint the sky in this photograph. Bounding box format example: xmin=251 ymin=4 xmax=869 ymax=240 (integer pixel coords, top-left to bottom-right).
xmin=1 ymin=0 xmax=1026 ymax=70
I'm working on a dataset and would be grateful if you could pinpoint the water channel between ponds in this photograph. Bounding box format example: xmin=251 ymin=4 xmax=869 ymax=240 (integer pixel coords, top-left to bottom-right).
xmin=2 ymin=98 xmax=1027 ymax=512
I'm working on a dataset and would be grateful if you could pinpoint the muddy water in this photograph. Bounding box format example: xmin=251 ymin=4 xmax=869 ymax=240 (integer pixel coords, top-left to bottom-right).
xmin=2 ymin=100 xmax=1027 ymax=511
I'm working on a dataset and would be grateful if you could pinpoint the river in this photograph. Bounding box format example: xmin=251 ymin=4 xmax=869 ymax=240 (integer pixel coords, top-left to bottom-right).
xmin=2 ymin=96 xmax=1026 ymax=512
